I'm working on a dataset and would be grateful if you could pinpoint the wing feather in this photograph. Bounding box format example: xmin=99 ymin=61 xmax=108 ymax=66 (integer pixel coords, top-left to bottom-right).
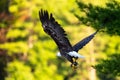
xmin=39 ymin=9 xmax=73 ymax=55
xmin=73 ymin=30 xmax=99 ymax=52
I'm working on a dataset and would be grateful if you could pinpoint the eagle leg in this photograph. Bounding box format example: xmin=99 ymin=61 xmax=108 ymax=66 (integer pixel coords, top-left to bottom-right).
xmin=71 ymin=58 xmax=78 ymax=69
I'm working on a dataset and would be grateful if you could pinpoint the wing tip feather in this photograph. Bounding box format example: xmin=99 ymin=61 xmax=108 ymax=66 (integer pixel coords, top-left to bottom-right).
xmin=39 ymin=9 xmax=51 ymax=23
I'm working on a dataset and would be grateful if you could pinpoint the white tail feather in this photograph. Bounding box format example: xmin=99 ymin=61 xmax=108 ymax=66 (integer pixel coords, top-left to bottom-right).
xmin=68 ymin=51 xmax=85 ymax=58
xmin=57 ymin=51 xmax=85 ymax=58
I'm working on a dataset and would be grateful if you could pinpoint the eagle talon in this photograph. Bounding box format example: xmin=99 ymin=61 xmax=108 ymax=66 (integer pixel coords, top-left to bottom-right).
xmin=73 ymin=62 xmax=78 ymax=66
xmin=71 ymin=62 xmax=78 ymax=69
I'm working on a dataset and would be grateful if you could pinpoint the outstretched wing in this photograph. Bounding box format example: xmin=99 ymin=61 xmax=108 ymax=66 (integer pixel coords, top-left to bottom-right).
xmin=39 ymin=9 xmax=73 ymax=55
xmin=73 ymin=30 xmax=99 ymax=52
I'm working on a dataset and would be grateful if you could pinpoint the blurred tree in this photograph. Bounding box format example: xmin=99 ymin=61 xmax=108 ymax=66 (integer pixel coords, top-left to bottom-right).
xmin=0 ymin=0 xmax=9 ymax=13
xmin=0 ymin=0 xmax=81 ymax=80
xmin=75 ymin=0 xmax=120 ymax=35
xmin=0 ymin=0 xmax=12 ymax=80
xmin=95 ymin=54 xmax=120 ymax=80
xmin=76 ymin=0 xmax=120 ymax=80
xmin=0 ymin=0 xmax=120 ymax=80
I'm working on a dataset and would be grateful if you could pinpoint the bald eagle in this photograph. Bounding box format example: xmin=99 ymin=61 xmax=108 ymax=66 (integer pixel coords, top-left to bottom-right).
xmin=39 ymin=9 xmax=98 ymax=68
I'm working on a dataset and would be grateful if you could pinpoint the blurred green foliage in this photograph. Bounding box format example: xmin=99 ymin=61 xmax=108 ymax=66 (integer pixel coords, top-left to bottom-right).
xmin=95 ymin=54 xmax=120 ymax=80
xmin=75 ymin=0 xmax=120 ymax=35
xmin=76 ymin=0 xmax=120 ymax=80
xmin=0 ymin=0 xmax=120 ymax=80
